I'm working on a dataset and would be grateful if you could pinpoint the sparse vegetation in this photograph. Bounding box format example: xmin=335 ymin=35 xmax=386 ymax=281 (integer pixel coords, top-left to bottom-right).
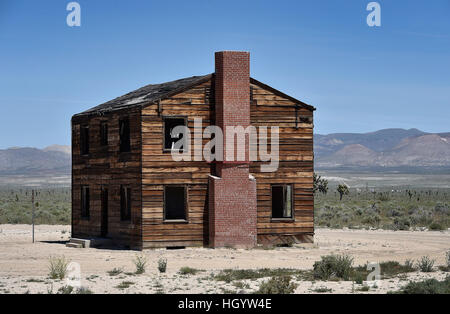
xmin=0 ymin=188 xmax=71 ymax=225
xmin=315 ymin=186 xmax=450 ymax=230
xmin=133 ymin=254 xmax=147 ymax=274
xmin=116 ymin=281 xmax=135 ymax=290
xmin=417 ymin=256 xmax=435 ymax=272
xmin=233 ymin=281 xmax=250 ymax=290
xmin=393 ymin=276 xmax=450 ymax=294
xmin=107 ymin=267 xmax=123 ymax=276
xmin=158 ymin=258 xmax=167 ymax=273
xmin=26 ymin=278 xmax=45 ymax=283
xmin=178 ymin=267 xmax=201 ymax=275
xmin=256 ymin=276 xmax=297 ymax=294
xmin=56 ymin=285 xmax=93 ymax=294
xmin=48 ymin=255 xmax=69 ymax=280
xmin=313 ymin=254 xmax=353 ymax=280
xmin=440 ymin=251 xmax=450 ymax=272
xmin=213 ymin=268 xmax=308 ymax=283
xmin=356 ymin=285 xmax=370 ymax=292
xmin=312 ymin=286 xmax=332 ymax=293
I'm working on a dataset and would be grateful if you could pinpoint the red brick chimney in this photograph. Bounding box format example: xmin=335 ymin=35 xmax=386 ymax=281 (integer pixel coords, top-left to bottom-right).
xmin=208 ymin=51 xmax=257 ymax=248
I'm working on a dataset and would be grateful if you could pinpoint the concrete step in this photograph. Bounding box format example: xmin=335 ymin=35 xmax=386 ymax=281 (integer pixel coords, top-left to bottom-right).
xmin=69 ymin=238 xmax=91 ymax=248
xmin=66 ymin=242 xmax=83 ymax=249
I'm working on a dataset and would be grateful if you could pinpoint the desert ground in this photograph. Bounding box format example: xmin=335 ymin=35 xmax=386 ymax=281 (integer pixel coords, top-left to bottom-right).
xmin=0 ymin=224 xmax=449 ymax=294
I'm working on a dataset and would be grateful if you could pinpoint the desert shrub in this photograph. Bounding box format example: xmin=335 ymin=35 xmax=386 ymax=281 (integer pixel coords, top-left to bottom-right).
xmin=361 ymin=214 xmax=381 ymax=225
xmin=380 ymin=261 xmax=416 ymax=277
xmin=312 ymin=286 xmax=332 ymax=293
xmin=387 ymin=208 xmax=402 ymax=217
xmin=257 ymin=276 xmax=297 ymax=294
xmin=393 ymin=217 xmax=410 ymax=231
xmin=396 ymin=276 xmax=450 ymax=294
xmin=429 ymin=222 xmax=444 ymax=231
xmin=417 ymin=256 xmax=435 ymax=272
xmin=313 ymin=254 xmax=354 ymax=280
xmin=133 ymin=254 xmax=147 ymax=274
xmin=116 ymin=281 xmax=135 ymax=290
xmin=57 ymin=285 xmax=74 ymax=294
xmin=178 ymin=267 xmax=200 ymax=275
xmin=48 ymin=255 xmax=69 ymax=280
xmin=76 ymin=287 xmax=94 ymax=294
xmin=446 ymin=251 xmax=450 ymax=268
xmin=435 ymin=204 xmax=450 ymax=215
xmin=158 ymin=258 xmax=167 ymax=273
xmin=404 ymin=259 xmax=415 ymax=271
xmin=356 ymin=285 xmax=370 ymax=292
xmin=107 ymin=267 xmax=123 ymax=276
xmin=214 ymin=268 xmax=307 ymax=283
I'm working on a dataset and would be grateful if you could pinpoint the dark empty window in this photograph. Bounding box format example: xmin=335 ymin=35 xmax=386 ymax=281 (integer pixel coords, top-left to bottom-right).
xmin=100 ymin=121 xmax=108 ymax=146
xmin=81 ymin=186 xmax=90 ymax=219
xmin=80 ymin=125 xmax=89 ymax=155
xmin=119 ymin=118 xmax=131 ymax=152
xmin=272 ymin=184 xmax=293 ymax=219
xmin=163 ymin=117 xmax=187 ymax=151
xmin=120 ymin=186 xmax=131 ymax=221
xmin=164 ymin=186 xmax=187 ymax=221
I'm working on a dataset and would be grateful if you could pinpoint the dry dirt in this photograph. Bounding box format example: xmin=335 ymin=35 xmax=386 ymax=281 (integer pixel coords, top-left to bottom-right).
xmin=0 ymin=224 xmax=449 ymax=294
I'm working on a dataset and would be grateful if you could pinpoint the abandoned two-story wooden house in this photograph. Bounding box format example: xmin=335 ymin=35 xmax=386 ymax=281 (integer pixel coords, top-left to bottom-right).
xmin=71 ymin=51 xmax=315 ymax=249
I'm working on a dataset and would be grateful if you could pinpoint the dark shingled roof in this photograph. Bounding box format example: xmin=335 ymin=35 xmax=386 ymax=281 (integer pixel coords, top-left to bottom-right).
xmin=74 ymin=74 xmax=212 ymax=117
xmin=73 ymin=73 xmax=315 ymax=118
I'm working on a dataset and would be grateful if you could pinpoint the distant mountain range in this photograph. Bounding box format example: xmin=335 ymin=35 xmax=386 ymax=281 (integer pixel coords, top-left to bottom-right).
xmin=1 ymin=128 xmax=449 ymax=176
xmin=0 ymin=145 xmax=71 ymax=175
xmin=315 ymin=128 xmax=450 ymax=170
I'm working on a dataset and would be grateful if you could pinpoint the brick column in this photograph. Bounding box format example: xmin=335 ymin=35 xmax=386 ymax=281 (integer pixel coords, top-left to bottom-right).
xmin=208 ymin=51 xmax=257 ymax=248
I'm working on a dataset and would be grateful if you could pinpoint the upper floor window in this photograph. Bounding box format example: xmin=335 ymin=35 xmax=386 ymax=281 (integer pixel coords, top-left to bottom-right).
xmin=80 ymin=125 xmax=89 ymax=155
xmin=119 ymin=118 xmax=131 ymax=152
xmin=100 ymin=121 xmax=108 ymax=146
xmin=163 ymin=117 xmax=187 ymax=151
xmin=271 ymin=184 xmax=293 ymax=219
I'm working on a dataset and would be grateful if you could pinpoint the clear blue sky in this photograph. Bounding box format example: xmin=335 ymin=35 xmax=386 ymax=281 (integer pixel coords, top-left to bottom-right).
xmin=0 ymin=0 xmax=449 ymax=149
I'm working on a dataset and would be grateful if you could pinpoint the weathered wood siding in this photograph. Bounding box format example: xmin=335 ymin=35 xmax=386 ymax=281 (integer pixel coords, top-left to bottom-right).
xmin=141 ymin=80 xmax=213 ymax=248
xmin=72 ymin=77 xmax=314 ymax=249
xmin=71 ymin=109 xmax=142 ymax=249
xmin=249 ymin=82 xmax=314 ymax=244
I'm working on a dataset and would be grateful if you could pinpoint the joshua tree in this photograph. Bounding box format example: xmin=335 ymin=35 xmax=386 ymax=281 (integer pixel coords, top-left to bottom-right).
xmin=337 ymin=184 xmax=349 ymax=201
xmin=313 ymin=173 xmax=329 ymax=195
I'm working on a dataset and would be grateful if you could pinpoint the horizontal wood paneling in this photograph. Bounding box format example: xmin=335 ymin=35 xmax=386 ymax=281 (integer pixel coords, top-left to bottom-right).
xmin=72 ymin=108 xmax=142 ymax=249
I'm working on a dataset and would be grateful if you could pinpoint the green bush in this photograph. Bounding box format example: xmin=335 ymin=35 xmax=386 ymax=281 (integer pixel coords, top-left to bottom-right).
xmin=133 ymin=254 xmax=147 ymax=274
xmin=429 ymin=222 xmax=444 ymax=231
xmin=313 ymin=254 xmax=354 ymax=280
xmin=396 ymin=277 xmax=450 ymax=294
xmin=417 ymin=256 xmax=435 ymax=272
xmin=178 ymin=267 xmax=200 ymax=275
xmin=158 ymin=258 xmax=167 ymax=273
xmin=257 ymin=276 xmax=297 ymax=294
xmin=107 ymin=267 xmax=123 ymax=276
xmin=213 ymin=268 xmax=307 ymax=283
xmin=48 ymin=255 xmax=69 ymax=280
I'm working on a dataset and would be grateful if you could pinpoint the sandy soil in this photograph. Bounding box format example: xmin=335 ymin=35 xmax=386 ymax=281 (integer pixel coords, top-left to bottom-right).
xmin=0 ymin=224 xmax=449 ymax=294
